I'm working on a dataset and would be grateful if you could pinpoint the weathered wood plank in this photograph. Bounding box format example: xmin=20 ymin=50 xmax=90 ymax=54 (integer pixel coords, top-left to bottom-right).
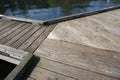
xmin=0 ymin=21 xmax=19 ymax=35
xmin=0 ymin=8 xmax=119 ymax=80
xmin=86 ymin=17 xmax=120 ymax=52
xmin=18 ymin=26 xmax=46 ymax=50
xmin=75 ymin=17 xmax=120 ymax=49
xmin=0 ymin=54 xmax=20 ymax=65
xmin=27 ymin=77 xmax=35 ymax=80
xmin=5 ymin=49 xmax=33 ymax=80
xmin=0 ymin=23 xmax=25 ymax=40
xmin=0 ymin=24 xmax=30 ymax=45
xmin=90 ymin=14 xmax=120 ymax=27
xmin=75 ymin=17 xmax=120 ymax=51
xmin=109 ymin=9 xmax=120 ymax=16
xmin=4 ymin=24 xmax=32 ymax=46
xmin=35 ymin=39 xmax=120 ymax=79
xmin=37 ymin=58 xmax=118 ymax=80
xmin=0 ymin=18 xmax=3 ymax=22
xmin=29 ymin=67 xmax=76 ymax=80
xmin=47 ymin=12 xmax=120 ymax=52
xmin=0 ymin=18 xmax=12 ymax=25
xmin=26 ymin=24 xmax=56 ymax=53
xmin=10 ymin=25 xmax=40 ymax=48
xmin=0 ymin=20 xmax=10 ymax=26
xmin=0 ymin=44 xmax=27 ymax=60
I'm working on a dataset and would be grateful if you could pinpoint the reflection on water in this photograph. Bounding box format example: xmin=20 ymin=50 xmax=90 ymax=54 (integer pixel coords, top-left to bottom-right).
xmin=0 ymin=0 xmax=120 ymax=20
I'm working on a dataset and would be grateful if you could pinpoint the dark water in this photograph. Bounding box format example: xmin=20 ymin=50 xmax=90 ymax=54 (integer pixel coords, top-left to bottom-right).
xmin=0 ymin=0 xmax=120 ymax=20
xmin=0 ymin=59 xmax=16 ymax=80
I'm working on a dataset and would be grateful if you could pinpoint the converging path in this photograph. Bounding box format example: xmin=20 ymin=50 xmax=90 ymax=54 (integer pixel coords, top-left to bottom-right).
xmin=0 ymin=9 xmax=120 ymax=80
xmin=32 ymin=9 xmax=120 ymax=80
xmin=0 ymin=18 xmax=56 ymax=54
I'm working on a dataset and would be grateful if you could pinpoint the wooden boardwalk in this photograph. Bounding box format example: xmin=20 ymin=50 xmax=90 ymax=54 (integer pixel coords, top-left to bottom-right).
xmin=47 ymin=9 xmax=120 ymax=52
xmin=0 ymin=9 xmax=120 ymax=80
xmin=0 ymin=18 xmax=56 ymax=54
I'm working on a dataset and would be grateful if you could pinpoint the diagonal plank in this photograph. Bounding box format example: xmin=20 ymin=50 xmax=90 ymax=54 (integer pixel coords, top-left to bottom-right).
xmin=35 ymin=39 xmax=120 ymax=79
xmin=26 ymin=24 xmax=56 ymax=53
xmin=0 ymin=24 xmax=30 ymax=45
xmin=10 ymin=25 xmax=40 ymax=48
xmin=0 ymin=21 xmax=19 ymax=35
xmin=0 ymin=23 xmax=25 ymax=40
xmin=4 ymin=24 xmax=32 ymax=46
xmin=37 ymin=57 xmax=118 ymax=80
xmin=29 ymin=67 xmax=76 ymax=80
xmin=18 ymin=26 xmax=46 ymax=50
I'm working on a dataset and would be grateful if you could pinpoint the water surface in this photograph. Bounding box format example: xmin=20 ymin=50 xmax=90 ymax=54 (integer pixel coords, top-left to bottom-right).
xmin=0 ymin=0 xmax=120 ymax=20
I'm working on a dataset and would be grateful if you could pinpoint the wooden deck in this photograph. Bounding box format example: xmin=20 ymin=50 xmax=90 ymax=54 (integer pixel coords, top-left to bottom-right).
xmin=0 ymin=18 xmax=56 ymax=54
xmin=0 ymin=9 xmax=120 ymax=80
xmin=47 ymin=9 xmax=120 ymax=52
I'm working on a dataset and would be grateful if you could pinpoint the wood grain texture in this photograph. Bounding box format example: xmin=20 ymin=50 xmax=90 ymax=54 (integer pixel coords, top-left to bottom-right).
xmin=0 ymin=18 xmax=56 ymax=54
xmin=10 ymin=25 xmax=40 ymax=48
xmin=5 ymin=49 xmax=33 ymax=80
xmin=28 ymin=67 xmax=76 ymax=80
xmin=3 ymin=24 xmax=32 ymax=45
xmin=26 ymin=24 xmax=56 ymax=53
xmin=27 ymin=77 xmax=36 ymax=80
xmin=35 ymin=39 xmax=120 ymax=79
xmin=18 ymin=26 xmax=44 ymax=50
xmin=47 ymin=9 xmax=120 ymax=52
xmin=0 ymin=9 xmax=120 ymax=80
xmin=0 ymin=44 xmax=28 ymax=65
xmin=0 ymin=23 xmax=25 ymax=40
xmin=0 ymin=24 xmax=30 ymax=44
xmin=0 ymin=44 xmax=33 ymax=80
xmin=36 ymin=58 xmax=118 ymax=80
xmin=0 ymin=44 xmax=27 ymax=60
xmin=32 ymin=9 xmax=120 ymax=80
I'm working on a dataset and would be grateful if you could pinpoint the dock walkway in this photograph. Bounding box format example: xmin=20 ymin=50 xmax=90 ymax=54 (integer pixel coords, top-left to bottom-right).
xmin=0 ymin=9 xmax=120 ymax=80
xmin=0 ymin=18 xmax=56 ymax=53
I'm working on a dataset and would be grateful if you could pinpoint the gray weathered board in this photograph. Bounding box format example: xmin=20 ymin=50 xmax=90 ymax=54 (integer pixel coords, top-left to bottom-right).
xmin=0 ymin=44 xmax=33 ymax=80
